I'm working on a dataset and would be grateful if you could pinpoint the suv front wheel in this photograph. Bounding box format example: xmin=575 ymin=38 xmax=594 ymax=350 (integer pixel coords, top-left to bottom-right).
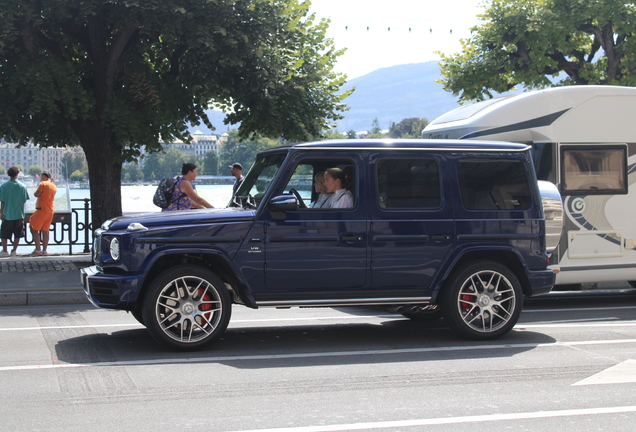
xmin=441 ymin=260 xmax=522 ymax=340
xmin=142 ymin=265 xmax=232 ymax=350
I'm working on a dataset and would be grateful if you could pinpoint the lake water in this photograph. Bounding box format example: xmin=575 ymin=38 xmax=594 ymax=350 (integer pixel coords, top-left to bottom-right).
xmin=70 ymin=184 xmax=235 ymax=214
xmin=24 ymin=184 xmax=235 ymax=255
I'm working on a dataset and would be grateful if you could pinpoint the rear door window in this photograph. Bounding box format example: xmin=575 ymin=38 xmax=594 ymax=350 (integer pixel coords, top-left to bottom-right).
xmin=376 ymin=158 xmax=441 ymax=209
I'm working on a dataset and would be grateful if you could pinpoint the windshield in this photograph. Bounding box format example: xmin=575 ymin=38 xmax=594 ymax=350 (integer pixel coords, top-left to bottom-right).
xmin=228 ymin=152 xmax=287 ymax=209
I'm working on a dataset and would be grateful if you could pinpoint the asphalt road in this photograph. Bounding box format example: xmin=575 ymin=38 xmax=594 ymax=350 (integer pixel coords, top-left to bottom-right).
xmin=1 ymin=291 xmax=635 ymax=432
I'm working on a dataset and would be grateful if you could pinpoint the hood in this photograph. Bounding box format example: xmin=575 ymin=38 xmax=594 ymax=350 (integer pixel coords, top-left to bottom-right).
xmin=105 ymin=207 xmax=256 ymax=231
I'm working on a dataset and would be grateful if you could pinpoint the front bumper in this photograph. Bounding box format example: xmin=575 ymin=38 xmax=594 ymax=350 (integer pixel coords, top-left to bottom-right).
xmin=80 ymin=265 xmax=145 ymax=310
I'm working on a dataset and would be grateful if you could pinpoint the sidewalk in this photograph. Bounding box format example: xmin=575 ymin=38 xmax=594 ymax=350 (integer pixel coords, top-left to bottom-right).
xmin=0 ymin=252 xmax=93 ymax=306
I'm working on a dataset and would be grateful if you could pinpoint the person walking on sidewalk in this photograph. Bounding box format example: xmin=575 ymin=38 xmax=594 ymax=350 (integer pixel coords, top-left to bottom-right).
xmin=0 ymin=166 xmax=30 ymax=257
xmin=30 ymin=171 xmax=57 ymax=256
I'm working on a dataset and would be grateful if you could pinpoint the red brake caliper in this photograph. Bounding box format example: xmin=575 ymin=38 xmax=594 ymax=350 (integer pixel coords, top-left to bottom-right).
xmin=199 ymin=288 xmax=212 ymax=325
xmin=460 ymin=292 xmax=473 ymax=311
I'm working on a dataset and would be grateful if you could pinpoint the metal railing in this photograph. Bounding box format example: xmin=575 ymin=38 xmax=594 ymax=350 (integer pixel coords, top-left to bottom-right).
xmin=23 ymin=198 xmax=93 ymax=255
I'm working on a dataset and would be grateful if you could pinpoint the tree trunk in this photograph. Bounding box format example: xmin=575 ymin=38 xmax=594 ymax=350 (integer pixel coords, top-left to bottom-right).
xmin=76 ymin=124 xmax=123 ymax=231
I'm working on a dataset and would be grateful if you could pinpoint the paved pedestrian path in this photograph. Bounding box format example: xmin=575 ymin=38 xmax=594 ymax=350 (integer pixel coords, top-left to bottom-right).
xmin=0 ymin=253 xmax=92 ymax=306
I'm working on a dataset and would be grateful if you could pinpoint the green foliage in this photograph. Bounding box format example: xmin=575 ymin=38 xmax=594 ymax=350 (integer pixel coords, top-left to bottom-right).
xmin=322 ymin=129 xmax=346 ymax=140
xmin=0 ymin=0 xmax=352 ymax=226
xmin=438 ymin=0 xmax=636 ymax=102
xmin=70 ymin=170 xmax=84 ymax=182
xmin=202 ymin=151 xmax=219 ymax=176
xmin=122 ymin=164 xmax=144 ymax=182
xmin=61 ymin=152 xmax=86 ymax=179
xmin=140 ymin=148 xmax=201 ymax=181
xmin=0 ymin=166 xmax=5 ymax=175
xmin=388 ymin=118 xmax=429 ymax=138
xmin=365 ymin=118 xmax=387 ymax=138
xmin=346 ymin=130 xmax=357 ymax=139
xmin=219 ymin=130 xmax=282 ymax=173
xmin=28 ymin=165 xmax=44 ymax=177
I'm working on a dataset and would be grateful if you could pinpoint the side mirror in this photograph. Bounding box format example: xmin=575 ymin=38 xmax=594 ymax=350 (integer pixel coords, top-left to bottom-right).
xmin=268 ymin=194 xmax=299 ymax=213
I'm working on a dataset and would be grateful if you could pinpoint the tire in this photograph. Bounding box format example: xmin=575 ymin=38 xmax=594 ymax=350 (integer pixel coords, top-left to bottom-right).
xmin=441 ymin=260 xmax=522 ymax=340
xmin=142 ymin=265 xmax=232 ymax=351
xmin=130 ymin=308 xmax=145 ymax=325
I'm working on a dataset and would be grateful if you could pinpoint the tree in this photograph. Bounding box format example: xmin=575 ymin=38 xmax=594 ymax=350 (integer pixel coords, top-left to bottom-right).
xmin=70 ymin=170 xmax=84 ymax=182
xmin=28 ymin=165 xmax=44 ymax=177
xmin=142 ymin=153 xmax=162 ymax=182
xmin=219 ymin=130 xmax=281 ymax=171
xmin=322 ymin=129 xmax=346 ymax=140
xmin=202 ymin=151 xmax=219 ymax=176
xmin=122 ymin=163 xmax=143 ymax=182
xmin=61 ymin=152 xmax=87 ymax=180
xmin=366 ymin=118 xmax=386 ymax=138
xmin=388 ymin=118 xmax=429 ymax=138
xmin=437 ymin=0 xmax=636 ymax=102
xmin=0 ymin=166 xmax=5 ymax=175
xmin=0 ymin=0 xmax=352 ymax=228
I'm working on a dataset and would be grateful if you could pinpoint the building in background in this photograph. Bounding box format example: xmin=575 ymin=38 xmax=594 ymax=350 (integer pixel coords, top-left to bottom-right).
xmin=0 ymin=140 xmax=66 ymax=180
xmin=161 ymin=131 xmax=222 ymax=157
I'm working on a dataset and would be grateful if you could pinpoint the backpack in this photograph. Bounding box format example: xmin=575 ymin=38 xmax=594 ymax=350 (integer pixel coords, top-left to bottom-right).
xmin=153 ymin=177 xmax=181 ymax=208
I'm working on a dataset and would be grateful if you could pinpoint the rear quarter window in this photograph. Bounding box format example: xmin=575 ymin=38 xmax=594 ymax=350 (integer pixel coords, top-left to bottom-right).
xmin=457 ymin=159 xmax=532 ymax=210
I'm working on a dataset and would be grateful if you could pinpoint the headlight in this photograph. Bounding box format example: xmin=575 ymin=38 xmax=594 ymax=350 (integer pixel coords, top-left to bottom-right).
xmin=110 ymin=238 xmax=120 ymax=261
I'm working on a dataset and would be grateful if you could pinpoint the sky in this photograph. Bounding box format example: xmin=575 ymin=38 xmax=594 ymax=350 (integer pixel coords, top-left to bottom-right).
xmin=308 ymin=0 xmax=486 ymax=79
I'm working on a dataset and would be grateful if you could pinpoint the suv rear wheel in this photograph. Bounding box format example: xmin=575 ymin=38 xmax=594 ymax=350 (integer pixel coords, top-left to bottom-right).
xmin=143 ymin=266 xmax=231 ymax=350
xmin=442 ymin=260 xmax=522 ymax=340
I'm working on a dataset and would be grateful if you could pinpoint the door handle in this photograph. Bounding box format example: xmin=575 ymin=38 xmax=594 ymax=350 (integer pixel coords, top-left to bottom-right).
xmin=431 ymin=234 xmax=451 ymax=241
xmin=342 ymin=235 xmax=363 ymax=242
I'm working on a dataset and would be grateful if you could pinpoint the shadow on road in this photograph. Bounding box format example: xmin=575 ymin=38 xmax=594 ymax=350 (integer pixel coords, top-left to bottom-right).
xmin=53 ymin=312 xmax=557 ymax=369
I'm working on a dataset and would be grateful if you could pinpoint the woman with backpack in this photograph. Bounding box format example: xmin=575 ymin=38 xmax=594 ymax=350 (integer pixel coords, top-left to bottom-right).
xmin=162 ymin=163 xmax=214 ymax=211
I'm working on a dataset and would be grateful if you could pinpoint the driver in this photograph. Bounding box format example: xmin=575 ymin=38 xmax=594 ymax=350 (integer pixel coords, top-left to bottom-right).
xmin=310 ymin=171 xmax=333 ymax=208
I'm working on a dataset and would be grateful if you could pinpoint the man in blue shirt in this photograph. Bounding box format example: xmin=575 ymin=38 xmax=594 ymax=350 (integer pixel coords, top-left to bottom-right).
xmin=0 ymin=166 xmax=30 ymax=257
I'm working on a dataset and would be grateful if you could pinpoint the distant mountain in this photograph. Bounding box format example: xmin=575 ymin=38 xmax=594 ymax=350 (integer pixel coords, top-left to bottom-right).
xmin=191 ymin=61 xmax=462 ymax=135
xmin=336 ymin=62 xmax=461 ymax=132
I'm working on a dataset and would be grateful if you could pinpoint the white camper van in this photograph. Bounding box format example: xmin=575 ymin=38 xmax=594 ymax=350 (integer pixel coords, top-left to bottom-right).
xmin=423 ymin=85 xmax=636 ymax=287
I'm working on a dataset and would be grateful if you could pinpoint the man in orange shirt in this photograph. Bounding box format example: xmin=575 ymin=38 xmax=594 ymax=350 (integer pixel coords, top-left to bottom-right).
xmin=30 ymin=171 xmax=57 ymax=256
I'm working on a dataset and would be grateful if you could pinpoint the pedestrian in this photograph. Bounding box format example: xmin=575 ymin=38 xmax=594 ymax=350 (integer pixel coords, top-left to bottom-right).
xmin=162 ymin=163 xmax=214 ymax=211
xmin=230 ymin=162 xmax=245 ymax=195
xmin=29 ymin=171 xmax=58 ymax=256
xmin=0 ymin=166 xmax=30 ymax=257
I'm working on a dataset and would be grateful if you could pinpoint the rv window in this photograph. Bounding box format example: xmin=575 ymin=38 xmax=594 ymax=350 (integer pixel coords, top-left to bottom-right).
xmin=457 ymin=159 xmax=532 ymax=210
xmin=560 ymin=146 xmax=627 ymax=195
xmin=377 ymin=159 xmax=441 ymax=209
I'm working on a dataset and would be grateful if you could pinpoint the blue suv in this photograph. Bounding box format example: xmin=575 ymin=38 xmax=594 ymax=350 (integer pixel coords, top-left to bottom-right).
xmin=81 ymin=140 xmax=559 ymax=350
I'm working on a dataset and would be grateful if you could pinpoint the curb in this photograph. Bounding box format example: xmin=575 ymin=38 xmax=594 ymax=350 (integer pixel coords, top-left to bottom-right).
xmin=0 ymin=291 xmax=90 ymax=307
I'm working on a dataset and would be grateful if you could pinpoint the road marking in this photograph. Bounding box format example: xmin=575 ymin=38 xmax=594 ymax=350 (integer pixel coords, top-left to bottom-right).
xmin=226 ymin=406 xmax=636 ymax=431
xmin=1 ymin=338 xmax=636 ymax=372
xmin=2 ymin=317 xmax=636 ymax=332
xmin=574 ymin=360 xmax=636 ymax=386
xmin=0 ymin=323 xmax=142 ymax=332
xmin=524 ymin=306 xmax=636 ymax=313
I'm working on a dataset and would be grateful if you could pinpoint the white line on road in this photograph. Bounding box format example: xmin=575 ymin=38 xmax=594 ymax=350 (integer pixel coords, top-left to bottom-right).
xmin=226 ymin=406 xmax=636 ymax=432
xmin=2 ymin=317 xmax=636 ymax=332
xmin=1 ymin=338 xmax=635 ymax=372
